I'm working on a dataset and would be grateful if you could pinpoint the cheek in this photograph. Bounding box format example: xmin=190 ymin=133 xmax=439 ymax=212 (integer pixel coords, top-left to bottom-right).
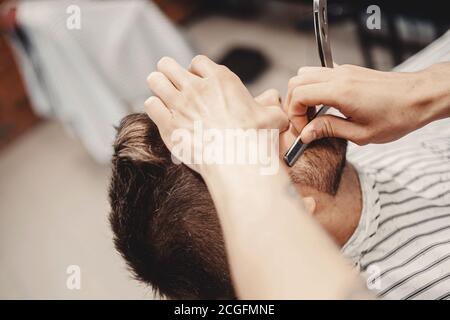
xmin=279 ymin=124 xmax=299 ymax=157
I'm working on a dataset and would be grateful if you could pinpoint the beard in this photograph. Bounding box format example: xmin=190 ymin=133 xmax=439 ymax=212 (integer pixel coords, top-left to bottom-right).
xmin=288 ymin=138 xmax=348 ymax=195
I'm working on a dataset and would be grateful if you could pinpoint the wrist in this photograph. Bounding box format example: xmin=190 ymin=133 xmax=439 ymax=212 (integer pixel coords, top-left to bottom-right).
xmin=201 ymin=162 xmax=265 ymax=188
xmin=412 ymin=64 xmax=450 ymax=127
xmin=198 ymin=129 xmax=282 ymax=179
xmin=201 ymin=162 xmax=290 ymax=199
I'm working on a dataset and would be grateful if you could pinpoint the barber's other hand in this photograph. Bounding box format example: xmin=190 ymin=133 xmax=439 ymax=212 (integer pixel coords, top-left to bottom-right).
xmin=144 ymin=56 xmax=288 ymax=172
xmin=286 ymin=63 xmax=449 ymax=145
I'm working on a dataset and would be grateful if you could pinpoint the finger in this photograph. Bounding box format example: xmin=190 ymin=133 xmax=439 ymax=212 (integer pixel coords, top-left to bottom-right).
xmin=287 ymin=87 xmax=316 ymax=133
xmin=300 ymin=114 xmax=366 ymax=144
xmin=290 ymin=114 xmax=309 ymax=135
xmin=255 ymin=89 xmax=282 ymax=107
xmin=189 ymin=55 xmax=218 ymax=78
xmin=286 ymin=68 xmax=333 ymax=108
xmin=289 ymin=83 xmax=339 ymax=112
xmin=264 ymin=106 xmax=289 ymax=131
xmin=144 ymin=96 xmax=172 ymax=129
xmin=146 ymin=71 xmax=182 ymax=109
xmin=157 ymin=56 xmax=199 ymax=89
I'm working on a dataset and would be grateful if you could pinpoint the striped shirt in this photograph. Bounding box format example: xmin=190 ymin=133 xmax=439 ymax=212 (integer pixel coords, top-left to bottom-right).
xmin=342 ymin=29 xmax=450 ymax=300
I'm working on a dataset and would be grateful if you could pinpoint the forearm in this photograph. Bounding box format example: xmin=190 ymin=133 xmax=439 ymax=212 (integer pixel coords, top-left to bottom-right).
xmin=203 ymin=164 xmax=371 ymax=299
xmin=415 ymin=62 xmax=450 ymax=126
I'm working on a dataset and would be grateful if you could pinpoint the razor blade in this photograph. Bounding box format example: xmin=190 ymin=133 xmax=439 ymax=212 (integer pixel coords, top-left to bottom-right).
xmin=284 ymin=0 xmax=334 ymax=167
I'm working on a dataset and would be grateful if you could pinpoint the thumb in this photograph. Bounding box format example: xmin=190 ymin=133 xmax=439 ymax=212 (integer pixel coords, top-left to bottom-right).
xmin=300 ymin=115 xmax=364 ymax=144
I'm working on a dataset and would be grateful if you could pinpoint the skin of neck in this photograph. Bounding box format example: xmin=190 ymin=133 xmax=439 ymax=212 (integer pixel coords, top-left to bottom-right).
xmin=295 ymin=162 xmax=362 ymax=247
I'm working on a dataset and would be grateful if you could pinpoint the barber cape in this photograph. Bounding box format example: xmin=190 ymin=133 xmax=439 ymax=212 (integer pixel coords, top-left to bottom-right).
xmin=11 ymin=0 xmax=193 ymax=162
xmin=343 ymin=30 xmax=450 ymax=299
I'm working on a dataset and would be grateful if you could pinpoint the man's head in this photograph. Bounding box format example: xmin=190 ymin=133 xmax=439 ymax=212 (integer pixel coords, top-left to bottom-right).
xmin=109 ymin=113 xmax=347 ymax=300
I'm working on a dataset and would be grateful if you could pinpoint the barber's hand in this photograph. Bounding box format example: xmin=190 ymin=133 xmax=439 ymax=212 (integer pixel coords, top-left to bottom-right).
xmin=286 ymin=63 xmax=449 ymax=145
xmin=144 ymin=56 xmax=288 ymax=173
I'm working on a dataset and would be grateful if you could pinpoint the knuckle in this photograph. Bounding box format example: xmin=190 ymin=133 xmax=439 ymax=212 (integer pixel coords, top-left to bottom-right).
xmin=157 ymin=56 xmax=171 ymax=68
xmin=339 ymin=64 xmax=354 ymax=71
xmin=297 ymin=67 xmax=309 ymax=75
xmin=191 ymin=55 xmax=208 ymax=66
xmin=146 ymin=71 xmax=162 ymax=85
xmin=321 ymin=118 xmax=335 ymax=138
xmin=216 ymin=65 xmax=231 ymax=75
xmin=355 ymin=138 xmax=368 ymax=146
xmin=216 ymin=66 xmax=237 ymax=82
xmin=289 ymin=72 xmax=313 ymax=90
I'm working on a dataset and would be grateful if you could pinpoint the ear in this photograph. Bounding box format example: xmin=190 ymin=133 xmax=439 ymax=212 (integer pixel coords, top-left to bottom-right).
xmin=302 ymin=197 xmax=316 ymax=215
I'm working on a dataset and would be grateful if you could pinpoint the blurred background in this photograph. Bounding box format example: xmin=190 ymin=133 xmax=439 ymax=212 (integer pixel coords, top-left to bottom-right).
xmin=0 ymin=0 xmax=448 ymax=299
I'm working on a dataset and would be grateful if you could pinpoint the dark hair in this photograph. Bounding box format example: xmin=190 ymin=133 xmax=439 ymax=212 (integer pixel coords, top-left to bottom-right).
xmin=109 ymin=113 xmax=235 ymax=300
